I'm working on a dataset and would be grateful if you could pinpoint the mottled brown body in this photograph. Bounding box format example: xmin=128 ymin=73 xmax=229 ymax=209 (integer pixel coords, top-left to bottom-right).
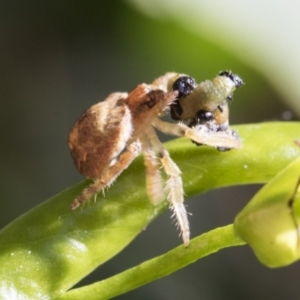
xmin=68 ymin=92 xmax=130 ymax=178
xmin=68 ymin=86 xmax=170 ymax=179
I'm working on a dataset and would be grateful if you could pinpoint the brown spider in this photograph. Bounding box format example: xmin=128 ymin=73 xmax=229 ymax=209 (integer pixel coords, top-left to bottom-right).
xmin=68 ymin=72 xmax=243 ymax=246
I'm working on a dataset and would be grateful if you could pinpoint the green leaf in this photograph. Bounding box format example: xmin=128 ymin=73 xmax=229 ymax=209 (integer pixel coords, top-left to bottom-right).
xmin=0 ymin=122 xmax=299 ymax=299
xmin=234 ymin=157 xmax=300 ymax=268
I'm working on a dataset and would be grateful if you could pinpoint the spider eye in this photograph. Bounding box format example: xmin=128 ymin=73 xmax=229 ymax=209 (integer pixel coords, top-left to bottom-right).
xmin=172 ymin=76 xmax=197 ymax=98
xmin=219 ymin=71 xmax=244 ymax=88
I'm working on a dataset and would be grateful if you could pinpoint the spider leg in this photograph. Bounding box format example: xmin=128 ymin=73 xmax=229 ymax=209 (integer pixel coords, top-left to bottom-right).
xmin=71 ymin=140 xmax=142 ymax=210
xmin=140 ymin=134 xmax=165 ymax=205
xmin=152 ymin=118 xmax=242 ymax=149
xmin=145 ymin=127 xmax=190 ymax=247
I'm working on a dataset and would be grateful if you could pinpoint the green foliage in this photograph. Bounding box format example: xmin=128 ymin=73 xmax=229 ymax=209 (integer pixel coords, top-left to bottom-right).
xmin=0 ymin=122 xmax=299 ymax=299
xmin=235 ymin=157 xmax=300 ymax=268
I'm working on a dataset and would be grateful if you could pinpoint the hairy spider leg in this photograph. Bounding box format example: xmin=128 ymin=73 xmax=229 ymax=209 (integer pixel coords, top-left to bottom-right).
xmin=71 ymin=140 xmax=142 ymax=210
xmin=141 ymin=135 xmax=165 ymax=205
xmin=145 ymin=126 xmax=190 ymax=247
xmin=152 ymin=118 xmax=242 ymax=149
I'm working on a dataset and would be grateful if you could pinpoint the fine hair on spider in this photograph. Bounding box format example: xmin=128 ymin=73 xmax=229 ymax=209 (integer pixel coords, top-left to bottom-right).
xmin=68 ymin=72 xmax=243 ymax=246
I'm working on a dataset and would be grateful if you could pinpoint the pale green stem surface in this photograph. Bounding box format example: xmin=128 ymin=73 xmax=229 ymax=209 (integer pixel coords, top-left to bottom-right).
xmin=57 ymin=225 xmax=244 ymax=300
xmin=0 ymin=122 xmax=299 ymax=299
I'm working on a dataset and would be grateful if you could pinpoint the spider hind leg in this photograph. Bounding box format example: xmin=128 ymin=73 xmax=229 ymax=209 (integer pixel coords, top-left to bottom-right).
xmin=71 ymin=141 xmax=142 ymax=210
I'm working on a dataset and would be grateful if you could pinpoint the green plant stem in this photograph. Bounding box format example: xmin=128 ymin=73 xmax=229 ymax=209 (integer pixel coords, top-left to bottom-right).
xmin=0 ymin=122 xmax=299 ymax=299
xmin=56 ymin=224 xmax=244 ymax=300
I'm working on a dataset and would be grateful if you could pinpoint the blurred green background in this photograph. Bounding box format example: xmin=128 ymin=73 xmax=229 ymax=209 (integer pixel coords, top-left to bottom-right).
xmin=0 ymin=1 xmax=299 ymax=299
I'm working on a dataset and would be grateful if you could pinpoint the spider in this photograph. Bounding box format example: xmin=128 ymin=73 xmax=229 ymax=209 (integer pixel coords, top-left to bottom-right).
xmin=68 ymin=72 xmax=243 ymax=246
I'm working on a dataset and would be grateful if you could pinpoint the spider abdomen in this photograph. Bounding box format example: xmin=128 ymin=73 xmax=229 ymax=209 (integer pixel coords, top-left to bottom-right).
xmin=68 ymin=92 xmax=132 ymax=178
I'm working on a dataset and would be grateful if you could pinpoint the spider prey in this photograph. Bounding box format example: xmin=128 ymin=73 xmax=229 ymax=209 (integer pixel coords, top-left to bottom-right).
xmin=153 ymin=71 xmax=244 ymax=151
xmin=68 ymin=72 xmax=243 ymax=246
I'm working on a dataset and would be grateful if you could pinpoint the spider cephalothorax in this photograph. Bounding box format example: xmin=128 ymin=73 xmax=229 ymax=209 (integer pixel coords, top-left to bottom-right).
xmin=69 ymin=73 xmax=243 ymax=246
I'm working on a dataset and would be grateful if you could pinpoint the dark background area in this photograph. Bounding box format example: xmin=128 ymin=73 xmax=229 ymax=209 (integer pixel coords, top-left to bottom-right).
xmin=0 ymin=1 xmax=299 ymax=299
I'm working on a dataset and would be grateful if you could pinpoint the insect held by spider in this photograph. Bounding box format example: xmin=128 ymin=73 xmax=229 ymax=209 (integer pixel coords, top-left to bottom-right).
xmin=153 ymin=71 xmax=244 ymax=151
xmin=68 ymin=75 xmax=242 ymax=246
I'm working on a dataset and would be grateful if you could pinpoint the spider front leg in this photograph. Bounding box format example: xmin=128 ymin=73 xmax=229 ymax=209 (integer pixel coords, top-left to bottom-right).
xmin=141 ymin=136 xmax=165 ymax=205
xmin=152 ymin=118 xmax=242 ymax=149
xmin=71 ymin=140 xmax=142 ymax=210
xmin=145 ymin=127 xmax=190 ymax=246
xmin=159 ymin=149 xmax=190 ymax=246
